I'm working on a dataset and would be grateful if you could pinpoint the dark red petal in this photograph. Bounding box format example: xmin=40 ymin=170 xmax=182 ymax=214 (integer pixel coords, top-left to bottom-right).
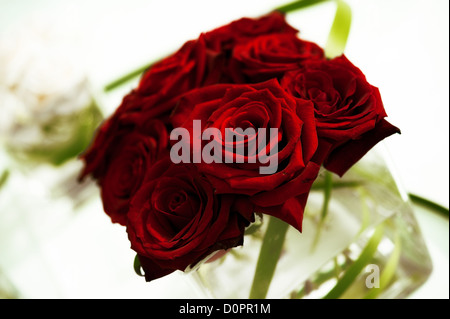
xmin=137 ymin=254 xmax=175 ymax=282
xmin=324 ymin=119 xmax=401 ymax=176
xmin=251 ymin=161 xmax=320 ymax=207
xmin=255 ymin=195 xmax=308 ymax=232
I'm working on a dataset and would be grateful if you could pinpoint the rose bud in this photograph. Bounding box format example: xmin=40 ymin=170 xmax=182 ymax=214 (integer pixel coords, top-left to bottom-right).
xmin=282 ymin=55 xmax=400 ymax=176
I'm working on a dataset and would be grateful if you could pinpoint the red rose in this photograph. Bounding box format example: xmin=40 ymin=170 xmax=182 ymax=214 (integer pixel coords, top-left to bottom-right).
xmin=203 ymin=11 xmax=298 ymax=52
xmin=126 ymin=158 xmax=252 ymax=281
xmin=78 ymin=88 xmax=172 ymax=181
xmin=282 ymin=55 xmax=400 ymax=176
xmin=80 ymin=117 xmax=168 ymax=225
xmin=99 ymin=13 xmax=302 ymax=127
xmin=125 ymin=35 xmax=226 ymax=124
xmin=229 ymin=33 xmax=324 ymax=83
xmin=138 ymin=36 xmax=208 ymax=96
xmin=170 ymin=79 xmax=321 ymax=231
xmin=77 ymin=9 xmax=405 ymax=286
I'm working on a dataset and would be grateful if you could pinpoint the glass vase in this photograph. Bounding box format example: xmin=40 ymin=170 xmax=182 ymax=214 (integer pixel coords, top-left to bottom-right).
xmin=189 ymin=144 xmax=433 ymax=299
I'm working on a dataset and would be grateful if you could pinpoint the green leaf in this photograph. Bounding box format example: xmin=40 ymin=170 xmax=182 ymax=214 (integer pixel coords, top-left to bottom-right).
xmin=249 ymin=216 xmax=290 ymax=299
xmin=325 ymin=0 xmax=352 ymax=58
xmin=323 ymin=223 xmax=384 ymax=299
xmin=5 ymin=101 xmax=103 ymax=166
xmin=274 ymin=0 xmax=330 ymax=13
xmin=409 ymin=193 xmax=449 ymax=218
xmin=133 ymin=255 xmax=145 ymax=277
xmin=0 ymin=170 xmax=10 ymax=191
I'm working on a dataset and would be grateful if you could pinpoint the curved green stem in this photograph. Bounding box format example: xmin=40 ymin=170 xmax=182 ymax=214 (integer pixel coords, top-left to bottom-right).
xmin=323 ymin=223 xmax=384 ymax=299
xmin=364 ymin=231 xmax=401 ymax=299
xmin=409 ymin=193 xmax=449 ymax=218
xmin=325 ymin=0 xmax=352 ymax=58
xmin=274 ymin=0 xmax=330 ymax=13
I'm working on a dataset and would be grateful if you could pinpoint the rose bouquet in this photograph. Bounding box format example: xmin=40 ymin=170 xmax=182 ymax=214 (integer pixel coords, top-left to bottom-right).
xmin=79 ymin=0 xmax=434 ymax=299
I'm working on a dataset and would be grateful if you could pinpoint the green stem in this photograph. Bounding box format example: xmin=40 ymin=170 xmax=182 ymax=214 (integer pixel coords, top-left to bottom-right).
xmin=104 ymin=64 xmax=152 ymax=92
xmin=320 ymin=171 xmax=333 ymax=220
xmin=408 ymin=193 xmax=449 ymax=218
xmin=291 ymin=251 xmax=353 ymax=298
xmin=249 ymin=216 xmax=289 ymax=299
xmin=323 ymin=223 xmax=384 ymax=299
xmin=274 ymin=0 xmax=330 ymax=13
xmin=311 ymin=171 xmax=333 ymax=251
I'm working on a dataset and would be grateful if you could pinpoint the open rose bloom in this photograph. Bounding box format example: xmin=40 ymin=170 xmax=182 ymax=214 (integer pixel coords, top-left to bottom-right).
xmin=80 ymin=12 xmax=399 ymax=282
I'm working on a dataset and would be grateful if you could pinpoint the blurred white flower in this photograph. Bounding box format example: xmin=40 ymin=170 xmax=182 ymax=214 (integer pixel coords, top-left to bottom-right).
xmin=0 ymin=13 xmax=102 ymax=165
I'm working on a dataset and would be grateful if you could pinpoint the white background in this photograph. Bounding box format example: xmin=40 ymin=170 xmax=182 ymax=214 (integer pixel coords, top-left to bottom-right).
xmin=0 ymin=0 xmax=448 ymax=299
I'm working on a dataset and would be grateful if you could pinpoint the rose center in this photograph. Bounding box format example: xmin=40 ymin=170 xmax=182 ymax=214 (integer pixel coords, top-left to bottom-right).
xmin=296 ymin=72 xmax=341 ymax=114
xmin=168 ymin=192 xmax=187 ymax=211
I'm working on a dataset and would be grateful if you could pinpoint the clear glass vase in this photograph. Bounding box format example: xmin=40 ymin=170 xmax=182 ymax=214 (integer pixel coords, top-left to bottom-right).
xmin=189 ymin=144 xmax=433 ymax=299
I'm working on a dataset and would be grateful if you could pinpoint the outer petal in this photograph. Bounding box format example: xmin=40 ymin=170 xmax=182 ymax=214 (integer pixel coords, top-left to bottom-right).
xmin=324 ymin=119 xmax=401 ymax=176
